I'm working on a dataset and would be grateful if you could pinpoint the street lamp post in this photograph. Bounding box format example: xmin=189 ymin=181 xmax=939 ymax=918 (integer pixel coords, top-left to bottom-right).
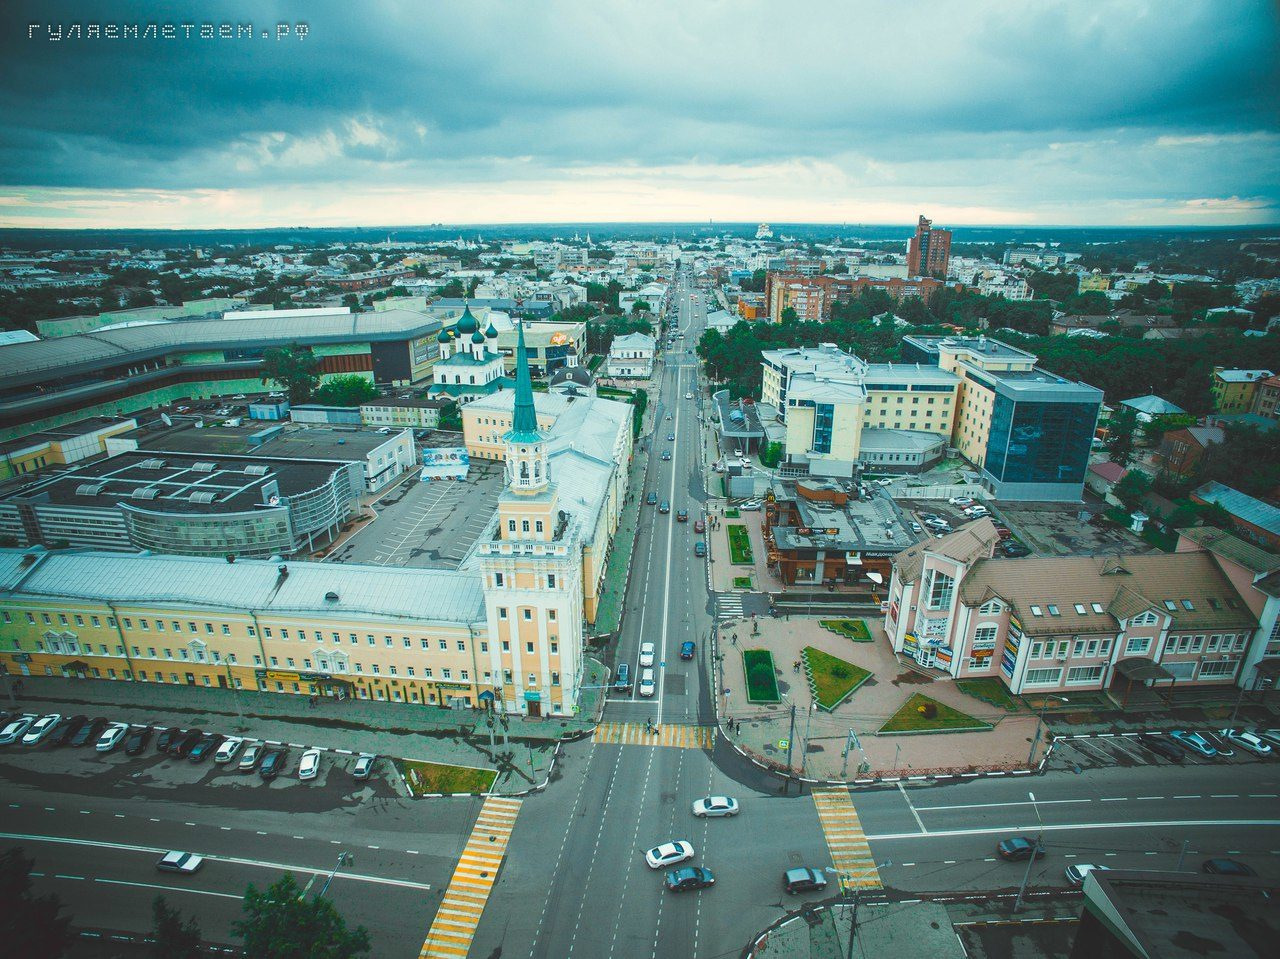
xmin=1027 ymin=695 xmax=1068 ymax=767
xmin=1013 ymin=791 xmax=1043 ymax=914
xmin=828 ymin=860 xmax=892 ymax=959
xmin=318 ymin=851 xmax=353 ymax=899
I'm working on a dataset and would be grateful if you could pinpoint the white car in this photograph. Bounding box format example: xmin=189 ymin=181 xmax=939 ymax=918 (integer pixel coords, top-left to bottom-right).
xmin=692 ymin=796 xmax=740 ymax=818
xmin=1065 ymin=863 xmax=1110 ymax=886
xmin=639 ymin=642 xmax=656 ymax=668
xmin=238 ymin=742 xmax=264 ymax=772
xmin=685 ymin=392 xmax=693 ymax=399
xmin=948 ymin=496 xmax=975 ymax=507
xmin=156 ymin=850 xmax=204 ymax=874
xmin=21 ymin=713 xmax=62 ymax=746
xmin=213 ymin=737 xmax=245 ymax=764
xmin=739 ymin=500 xmax=762 ymax=511
xmin=645 ymin=840 xmax=695 ymax=869
xmin=0 ymin=714 xmax=38 ymax=746
xmin=298 ymin=747 xmax=322 ymax=781
xmin=965 ymin=506 xmax=990 ymax=518
xmin=638 ymin=668 xmax=656 ymax=697
xmin=1222 ymin=728 xmax=1272 ymax=756
xmin=95 ymin=722 xmax=130 ymax=753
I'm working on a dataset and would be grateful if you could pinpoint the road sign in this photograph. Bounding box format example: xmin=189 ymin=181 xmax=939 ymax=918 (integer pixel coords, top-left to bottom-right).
xmin=778 ymin=739 xmax=790 ymax=749
xmin=660 ymin=661 xmax=666 ymax=668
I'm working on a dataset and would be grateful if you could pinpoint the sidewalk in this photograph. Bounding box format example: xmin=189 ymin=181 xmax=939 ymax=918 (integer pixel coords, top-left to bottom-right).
xmin=593 ymin=449 xmax=651 ymax=637
xmin=7 ymin=666 xmax=608 ymax=795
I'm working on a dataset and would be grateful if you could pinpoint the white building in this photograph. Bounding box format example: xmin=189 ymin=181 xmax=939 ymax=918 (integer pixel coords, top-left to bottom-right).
xmin=607 ymin=332 xmax=656 ymax=379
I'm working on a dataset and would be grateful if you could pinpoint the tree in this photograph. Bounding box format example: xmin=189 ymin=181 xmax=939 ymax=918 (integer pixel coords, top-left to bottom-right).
xmin=260 ymin=343 xmax=320 ymax=404
xmin=1027 ymin=271 xmax=1078 ymax=302
xmin=1062 ymin=291 xmax=1111 ymax=315
xmin=1111 ymin=470 xmax=1151 ymax=511
xmin=0 ymin=847 xmax=72 ymax=958
xmin=780 ymin=307 xmax=798 ymax=324
xmin=1107 ymin=405 xmax=1138 ymax=466
xmin=631 ymin=299 xmax=651 ymax=315
xmin=759 ymin=441 xmax=783 ymax=468
xmin=158 ymin=272 xmax=186 ymax=306
xmin=313 ymin=375 xmax=379 ymax=407
xmin=341 ymin=294 xmax=361 ymax=311
xmin=234 ymin=874 xmax=370 ymax=959
xmin=150 ymin=896 xmax=202 ymax=959
xmin=438 ymin=401 xmax=462 ymax=432
xmin=438 ymin=279 xmax=465 ymax=298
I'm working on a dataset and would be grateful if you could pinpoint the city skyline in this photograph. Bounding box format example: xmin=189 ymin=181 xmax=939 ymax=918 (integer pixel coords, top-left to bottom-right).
xmin=1 ymin=0 xmax=1277 ymax=230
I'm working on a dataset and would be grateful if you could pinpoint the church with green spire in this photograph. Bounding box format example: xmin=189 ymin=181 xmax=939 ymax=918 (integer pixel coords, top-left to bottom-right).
xmin=426 ymin=302 xmax=513 ymax=404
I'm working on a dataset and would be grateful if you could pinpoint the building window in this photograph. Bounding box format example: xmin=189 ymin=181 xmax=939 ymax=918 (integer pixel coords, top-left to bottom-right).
xmin=1024 ymin=667 xmax=1063 ymax=686
xmin=498 ymin=608 xmax=508 ymax=620
xmin=972 ymin=625 xmax=998 ymax=651
xmin=501 ymin=640 xmax=510 ymax=652
xmin=457 ymin=640 xmax=466 ymax=651
xmin=522 ymin=609 xmax=532 ymax=621
xmin=551 ymin=671 xmax=560 ymax=686
xmin=548 ymin=610 xmax=556 ymax=622
xmin=925 ymin=569 xmax=954 ymax=610
xmin=526 ymin=642 xmax=534 ymax=654
xmin=1125 ymin=636 xmax=1151 ymax=656
xmin=495 ymin=572 xmax=504 ymax=587
xmin=1198 ymin=660 xmax=1237 ymax=678
xmin=548 ymin=574 xmax=556 ymax=589
xmin=481 ymin=642 xmax=489 ymax=652
xmin=550 ymin=641 xmax=558 ymax=654
xmin=442 ymin=668 xmax=452 ymax=679
xmin=1066 ymin=665 xmax=1104 ymax=685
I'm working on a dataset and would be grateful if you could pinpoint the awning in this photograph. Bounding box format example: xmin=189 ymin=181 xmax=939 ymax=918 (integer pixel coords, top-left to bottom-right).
xmin=1253 ymin=658 xmax=1280 ymax=679
xmin=523 ymin=691 xmax=542 ymax=702
xmin=1114 ymin=657 xmax=1173 ymax=682
xmin=63 ymin=660 xmax=89 ymax=671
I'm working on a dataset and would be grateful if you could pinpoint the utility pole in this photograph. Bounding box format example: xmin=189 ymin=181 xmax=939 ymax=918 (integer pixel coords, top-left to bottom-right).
xmin=1028 ymin=695 xmax=1067 ymax=767
xmin=1013 ymin=791 xmax=1042 ymax=914
xmin=785 ymin=699 xmax=796 ymax=773
xmin=800 ymin=704 xmax=815 ymax=778
xmin=225 ymin=663 xmax=246 ymax=732
xmin=317 ymin=851 xmax=353 ymax=899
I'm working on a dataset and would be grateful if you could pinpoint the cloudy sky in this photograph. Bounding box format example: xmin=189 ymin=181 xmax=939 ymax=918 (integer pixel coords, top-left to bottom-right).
xmin=1 ymin=0 xmax=1277 ymax=229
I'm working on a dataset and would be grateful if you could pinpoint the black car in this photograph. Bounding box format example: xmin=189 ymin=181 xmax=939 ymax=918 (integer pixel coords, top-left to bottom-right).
xmin=1140 ymin=733 xmax=1185 ymax=763
xmin=156 ymin=726 xmax=183 ymax=753
xmin=997 ymin=836 xmax=1046 ymax=862
xmin=171 ymin=728 xmax=204 ymax=758
xmin=259 ymin=748 xmax=289 ymax=780
xmin=646 ymin=491 xmax=658 ymax=505
xmin=1001 ymin=541 xmax=1031 ymax=557
xmin=124 ymin=726 xmax=153 ymax=756
xmin=50 ymin=715 xmax=87 ymax=747
xmin=188 ymin=733 xmax=224 ymax=763
xmin=1202 ymin=858 xmax=1256 ymax=876
xmin=70 ymin=717 xmax=108 ymax=748
xmin=665 ymin=866 xmax=715 ymax=892
xmin=783 ymin=867 xmax=828 ymax=894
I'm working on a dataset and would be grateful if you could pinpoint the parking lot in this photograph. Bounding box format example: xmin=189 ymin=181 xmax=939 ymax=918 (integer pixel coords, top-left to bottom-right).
xmin=328 ymin=461 xmax=504 ymax=568
xmin=1047 ymin=730 xmax=1278 ymax=773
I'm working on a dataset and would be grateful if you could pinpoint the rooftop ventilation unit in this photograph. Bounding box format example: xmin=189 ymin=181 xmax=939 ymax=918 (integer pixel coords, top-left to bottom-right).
xmin=191 ymin=462 xmax=218 ymax=473
xmin=189 ymin=491 xmax=219 ymax=504
xmin=138 ymin=458 xmax=167 ymax=470
xmin=75 ymin=483 xmax=106 ymax=496
xmin=130 ymin=487 xmax=161 ymax=500
xmin=244 ymin=464 xmax=272 ymax=476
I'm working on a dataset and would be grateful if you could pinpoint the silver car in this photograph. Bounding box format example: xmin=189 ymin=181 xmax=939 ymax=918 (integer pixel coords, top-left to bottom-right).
xmin=692 ymin=796 xmax=740 ymax=818
xmin=21 ymin=713 xmax=63 ymax=746
xmin=0 ymin=714 xmax=37 ymax=746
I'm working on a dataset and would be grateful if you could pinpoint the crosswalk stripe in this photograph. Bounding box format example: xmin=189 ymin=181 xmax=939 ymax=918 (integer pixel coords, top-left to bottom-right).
xmin=593 ymin=721 xmax=714 ymax=749
xmin=418 ymin=796 xmax=522 ymax=958
xmin=812 ymin=787 xmax=882 ymax=891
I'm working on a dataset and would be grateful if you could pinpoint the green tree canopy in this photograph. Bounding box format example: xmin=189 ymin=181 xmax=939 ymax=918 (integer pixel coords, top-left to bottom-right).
xmin=438 ymin=401 xmax=462 ymax=432
xmin=234 ymin=874 xmax=370 ymax=959
xmin=0 ymin=847 xmax=71 ymax=958
xmin=1112 ymin=470 xmax=1151 ymax=510
xmin=1027 ymin=271 xmax=1078 ymax=302
xmin=631 ymin=299 xmax=651 ymax=315
xmin=260 ymin=342 xmax=320 ymax=404
xmin=149 ymin=896 xmax=202 ymax=959
xmin=438 ymin=279 xmax=465 ymax=298
xmin=313 ymin=375 xmax=379 ymax=407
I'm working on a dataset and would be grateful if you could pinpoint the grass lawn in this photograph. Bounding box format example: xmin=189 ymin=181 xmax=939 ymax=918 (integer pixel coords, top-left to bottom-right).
xmin=397 ymin=758 xmax=497 ymax=796
xmin=724 ymin=509 xmax=740 ymax=519
xmin=803 ymin=646 xmax=871 ymax=711
xmin=956 ymin=677 xmax=1019 ymax=711
xmin=727 ymin=524 xmax=754 ymax=564
xmin=732 ymin=576 xmax=753 ymax=589
xmin=742 ymin=648 xmax=780 ymax=703
xmin=819 ymin=619 xmax=873 ymax=642
xmin=878 ymin=693 xmax=992 ymax=734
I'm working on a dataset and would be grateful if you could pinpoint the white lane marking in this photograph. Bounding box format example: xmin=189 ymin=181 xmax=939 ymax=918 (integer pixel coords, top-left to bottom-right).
xmin=0 ymin=832 xmax=433 ymax=892
xmin=96 ymin=878 xmax=244 ymax=901
xmin=914 ymin=797 xmax=1092 ymax=812
xmin=898 ymin=782 xmax=928 ymax=835
xmin=55 ymin=874 xmax=85 ymax=880
xmin=866 ymin=818 xmax=1280 ymax=842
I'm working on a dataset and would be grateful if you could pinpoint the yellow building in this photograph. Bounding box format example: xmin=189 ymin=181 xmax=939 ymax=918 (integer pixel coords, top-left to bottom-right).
xmin=0 ymin=418 xmax=139 ymax=482
xmin=1078 ymin=271 xmax=1111 ymax=292
xmin=1211 ymin=367 xmax=1274 ymax=415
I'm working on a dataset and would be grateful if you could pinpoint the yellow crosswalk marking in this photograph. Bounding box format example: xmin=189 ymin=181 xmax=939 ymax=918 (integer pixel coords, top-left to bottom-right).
xmin=592 ymin=721 xmax=714 ymax=749
xmin=812 ymin=787 xmax=881 ymax=890
xmin=418 ymin=796 xmax=521 ymax=958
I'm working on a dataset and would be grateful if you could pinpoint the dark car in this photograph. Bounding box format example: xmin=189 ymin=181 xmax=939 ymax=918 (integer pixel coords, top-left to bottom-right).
xmin=171 ymin=728 xmax=205 ymax=758
xmin=70 ymin=717 xmax=108 ymax=748
xmin=662 ymin=452 xmax=671 ymax=461
xmin=997 ymin=836 xmax=1046 ymax=862
xmin=614 ymin=663 xmax=631 ymax=690
xmin=188 ymin=733 xmax=224 ymax=763
xmin=51 ymin=715 xmax=87 ymax=748
xmin=1001 ymin=541 xmax=1031 ymax=557
xmin=667 ymin=433 xmax=675 ymax=441
xmin=1202 ymin=858 xmax=1256 ymax=876
xmin=666 ymin=866 xmax=715 ymax=892
xmin=259 ymin=748 xmax=289 ymax=780
xmin=659 ymin=500 xmax=670 ymax=514
xmin=676 ymin=509 xmax=689 ymax=523
xmin=124 ymin=726 xmax=153 ymax=756
xmin=680 ymin=641 xmax=696 ymax=660
xmin=647 ymin=492 xmax=658 ymax=505
xmin=1140 ymin=733 xmax=1185 ymax=763
xmin=783 ymin=867 xmax=828 ymax=894
xmin=156 ymin=726 xmax=183 ymax=753
xmin=694 ymin=541 xmax=706 ymax=557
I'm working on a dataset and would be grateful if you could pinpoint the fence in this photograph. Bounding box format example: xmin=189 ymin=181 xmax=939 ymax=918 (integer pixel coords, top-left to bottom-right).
xmin=892 ymin=483 xmax=990 ymax=501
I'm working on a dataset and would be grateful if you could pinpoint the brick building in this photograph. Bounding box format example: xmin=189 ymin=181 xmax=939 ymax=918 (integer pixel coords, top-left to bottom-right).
xmin=906 ymin=215 xmax=952 ymax=278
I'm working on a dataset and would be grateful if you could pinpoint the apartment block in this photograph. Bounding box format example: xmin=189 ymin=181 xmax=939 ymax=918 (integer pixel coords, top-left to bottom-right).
xmin=907 ymin=215 xmax=952 ymax=278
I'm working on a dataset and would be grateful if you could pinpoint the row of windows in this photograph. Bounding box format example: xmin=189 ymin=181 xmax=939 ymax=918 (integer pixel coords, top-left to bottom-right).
xmin=1029 ymin=638 xmax=1114 ymax=660
xmin=492 ymin=572 xmax=558 ymax=591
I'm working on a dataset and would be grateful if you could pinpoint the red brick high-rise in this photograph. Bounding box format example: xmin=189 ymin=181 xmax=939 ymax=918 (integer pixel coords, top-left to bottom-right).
xmin=906 ymin=215 xmax=952 ymax=278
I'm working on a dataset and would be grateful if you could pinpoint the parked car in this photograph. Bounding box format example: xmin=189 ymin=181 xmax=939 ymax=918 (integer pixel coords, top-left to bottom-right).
xmin=51 ymin=715 xmax=88 ymax=747
xmin=171 ymin=728 xmax=205 ymax=758
xmin=1202 ymin=858 xmax=1256 ymax=876
xmin=95 ymin=722 xmax=130 ymax=753
xmin=924 ymin=518 xmax=951 ymax=532
xmin=739 ymin=500 xmax=762 ymax=511
xmin=188 ymin=733 xmax=224 ymax=763
xmin=694 ymin=519 xmax=705 ymax=533
xmin=1001 ymin=541 xmax=1032 ymax=557
xmin=666 ymin=866 xmax=715 ymax=892
xmin=1065 ymin=864 xmax=1110 ymax=886
xmin=238 ymin=742 xmax=265 ymax=772
xmin=1169 ymin=729 xmax=1217 ymax=758
xmin=21 ymin=714 xmax=63 ymax=747
xmin=638 ymin=668 xmax=656 ymax=697
xmin=124 ymin=726 xmax=153 ymax=755
xmin=676 ymin=509 xmax=689 ymax=522
xmin=692 ymin=796 xmax=739 ymax=818
xmin=1221 ymin=728 xmax=1272 ymax=756
xmin=783 ymin=867 xmax=828 ymax=894
xmin=1140 ymin=733 xmax=1185 ymax=763
xmin=156 ymin=726 xmax=182 ymax=753
xmin=910 ymin=521 xmax=923 ymax=533
xmin=70 ymin=717 xmax=108 ymax=748
xmin=948 ymin=496 xmax=975 ymax=507
xmin=997 ymin=836 xmax=1046 ymax=862
xmin=694 ymin=541 xmax=706 ymax=557
xmin=213 ymin=737 xmax=245 ymax=764
xmin=298 ymin=748 xmax=322 ymax=781
xmin=639 ymin=642 xmax=656 ymax=668
xmin=259 ymin=748 xmax=289 ymax=780
xmin=0 ymin=714 xmax=38 ymax=746
xmin=659 ymin=500 xmax=670 ymax=514
xmin=645 ymin=840 xmax=694 ymax=869
xmin=680 ymin=641 xmax=696 ymax=660
xmin=156 ymin=851 xmax=204 ymax=874
xmin=1254 ymin=729 xmax=1280 ymax=750
xmin=614 ymin=663 xmax=631 ymax=691
xmin=993 ymin=525 xmax=1012 ymax=540
xmin=647 ymin=491 xmax=658 ymax=505
xmin=352 ymin=753 xmax=378 ymax=780
xmin=1197 ymin=730 xmax=1234 ymax=757
xmin=964 ymin=506 xmax=990 ymax=518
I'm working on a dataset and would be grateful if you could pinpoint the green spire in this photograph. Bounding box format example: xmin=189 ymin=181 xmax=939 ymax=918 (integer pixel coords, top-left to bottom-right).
xmin=506 ymin=321 xmax=542 ymax=443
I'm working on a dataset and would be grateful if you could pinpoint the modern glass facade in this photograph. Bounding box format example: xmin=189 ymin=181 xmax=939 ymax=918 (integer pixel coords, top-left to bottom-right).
xmin=985 ymin=394 xmax=1097 ymax=487
xmin=813 ymin=403 xmax=834 ymax=454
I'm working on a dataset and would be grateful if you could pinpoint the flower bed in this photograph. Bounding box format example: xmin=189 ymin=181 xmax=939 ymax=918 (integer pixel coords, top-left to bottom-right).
xmin=742 ymin=648 xmax=780 ymax=703
xmin=955 ymin=677 xmax=1019 ymax=711
xmin=819 ymin=619 xmax=872 ymax=642
xmin=397 ymin=758 xmax=498 ymax=795
xmin=802 ymin=646 xmax=871 ymax=711
xmin=727 ymin=524 xmax=754 ymax=564
xmin=878 ymin=693 xmax=992 ymax=734
xmin=732 ymin=576 xmax=753 ymax=589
